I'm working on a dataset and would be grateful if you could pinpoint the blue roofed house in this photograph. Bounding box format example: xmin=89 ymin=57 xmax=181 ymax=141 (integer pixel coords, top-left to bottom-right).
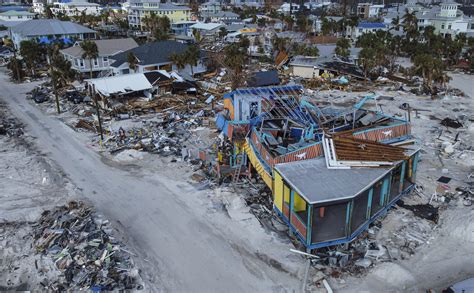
xmin=9 ymin=19 xmax=96 ymax=49
xmin=346 ymin=22 xmax=387 ymax=40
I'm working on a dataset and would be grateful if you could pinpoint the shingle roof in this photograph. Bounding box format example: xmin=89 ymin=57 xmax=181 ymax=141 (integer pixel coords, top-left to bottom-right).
xmin=61 ymin=38 xmax=138 ymax=58
xmin=11 ymin=19 xmax=96 ymax=37
xmin=110 ymin=40 xmax=190 ymax=68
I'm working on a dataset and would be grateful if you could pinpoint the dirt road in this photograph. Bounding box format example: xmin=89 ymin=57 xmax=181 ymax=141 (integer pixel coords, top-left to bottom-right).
xmin=0 ymin=70 xmax=301 ymax=292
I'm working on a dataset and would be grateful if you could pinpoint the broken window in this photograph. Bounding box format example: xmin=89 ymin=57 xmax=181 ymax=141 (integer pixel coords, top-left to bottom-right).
xmin=250 ymin=101 xmax=258 ymax=119
xmin=312 ymin=202 xmax=348 ymax=243
xmin=350 ymin=189 xmax=370 ymax=235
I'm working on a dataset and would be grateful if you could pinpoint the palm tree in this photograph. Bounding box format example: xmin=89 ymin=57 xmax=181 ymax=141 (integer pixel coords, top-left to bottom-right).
xmin=80 ymin=40 xmax=99 ymax=79
xmin=359 ymin=47 xmax=376 ymax=80
xmin=335 ymin=38 xmax=351 ymax=57
xmin=169 ymin=53 xmax=186 ymax=71
xmin=19 ymin=40 xmax=43 ymax=77
xmin=127 ymin=52 xmax=138 ymax=73
xmin=192 ymin=28 xmax=202 ymax=44
xmin=184 ymin=45 xmax=200 ymax=76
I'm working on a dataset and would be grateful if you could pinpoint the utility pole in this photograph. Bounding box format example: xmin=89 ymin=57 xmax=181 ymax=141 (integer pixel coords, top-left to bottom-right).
xmin=9 ymin=28 xmax=21 ymax=82
xmin=92 ymin=84 xmax=104 ymax=141
xmin=47 ymin=51 xmax=61 ymax=114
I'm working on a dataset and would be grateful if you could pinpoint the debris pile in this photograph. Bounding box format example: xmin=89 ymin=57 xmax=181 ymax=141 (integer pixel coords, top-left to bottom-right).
xmin=104 ymin=109 xmax=212 ymax=158
xmin=33 ymin=201 xmax=142 ymax=291
xmin=0 ymin=104 xmax=23 ymax=137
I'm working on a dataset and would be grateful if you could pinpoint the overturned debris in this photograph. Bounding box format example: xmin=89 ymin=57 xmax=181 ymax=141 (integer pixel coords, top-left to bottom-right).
xmin=33 ymin=201 xmax=143 ymax=291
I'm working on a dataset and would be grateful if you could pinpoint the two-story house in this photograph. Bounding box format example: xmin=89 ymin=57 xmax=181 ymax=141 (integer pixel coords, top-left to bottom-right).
xmin=51 ymin=0 xmax=102 ymax=17
xmin=61 ymin=38 xmax=138 ymax=78
xmin=10 ymin=19 xmax=96 ymax=49
xmin=127 ymin=0 xmax=191 ymax=29
xmin=109 ymin=40 xmax=207 ymax=77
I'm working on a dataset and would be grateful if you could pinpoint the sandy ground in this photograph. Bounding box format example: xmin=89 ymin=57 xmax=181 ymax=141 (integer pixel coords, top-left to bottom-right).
xmin=0 ymin=68 xmax=303 ymax=291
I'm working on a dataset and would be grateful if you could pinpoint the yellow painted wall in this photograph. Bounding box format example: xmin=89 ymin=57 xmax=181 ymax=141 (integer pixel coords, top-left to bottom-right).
xmin=283 ymin=184 xmax=290 ymax=204
xmin=141 ymin=9 xmax=190 ymax=23
xmin=244 ymin=141 xmax=273 ymax=189
xmin=293 ymin=191 xmax=307 ymax=212
xmin=274 ymin=171 xmax=283 ymax=211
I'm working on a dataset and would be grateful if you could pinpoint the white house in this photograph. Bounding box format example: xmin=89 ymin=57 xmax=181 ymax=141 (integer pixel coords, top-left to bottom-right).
xmin=198 ymin=1 xmax=223 ymax=15
xmin=346 ymin=22 xmax=387 ymax=40
xmin=357 ymin=3 xmax=384 ymax=19
xmin=51 ymin=0 xmax=102 ymax=17
xmin=429 ymin=2 xmax=473 ymax=38
xmin=0 ymin=10 xmax=36 ymax=22
xmin=277 ymin=3 xmax=300 ymax=15
xmin=61 ymin=38 xmax=138 ymax=78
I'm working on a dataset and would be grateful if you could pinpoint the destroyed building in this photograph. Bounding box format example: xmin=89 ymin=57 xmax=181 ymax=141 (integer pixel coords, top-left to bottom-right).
xmin=216 ymin=85 xmax=420 ymax=249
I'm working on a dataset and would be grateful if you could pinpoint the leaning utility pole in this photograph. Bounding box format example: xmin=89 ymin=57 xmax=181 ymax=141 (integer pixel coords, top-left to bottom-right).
xmin=9 ymin=28 xmax=21 ymax=82
xmin=91 ymin=84 xmax=104 ymax=141
xmin=47 ymin=52 xmax=61 ymax=114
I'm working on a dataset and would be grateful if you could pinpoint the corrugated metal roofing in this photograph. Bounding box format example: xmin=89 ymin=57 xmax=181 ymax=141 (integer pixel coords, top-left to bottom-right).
xmin=275 ymin=158 xmax=392 ymax=204
xmin=86 ymin=73 xmax=152 ymax=96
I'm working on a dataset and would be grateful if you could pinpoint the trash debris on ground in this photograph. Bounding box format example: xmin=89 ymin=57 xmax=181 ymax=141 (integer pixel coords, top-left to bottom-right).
xmin=33 ymin=201 xmax=143 ymax=291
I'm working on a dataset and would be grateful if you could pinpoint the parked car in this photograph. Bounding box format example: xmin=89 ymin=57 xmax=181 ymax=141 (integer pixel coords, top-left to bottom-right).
xmin=64 ymin=90 xmax=84 ymax=104
xmin=33 ymin=92 xmax=49 ymax=103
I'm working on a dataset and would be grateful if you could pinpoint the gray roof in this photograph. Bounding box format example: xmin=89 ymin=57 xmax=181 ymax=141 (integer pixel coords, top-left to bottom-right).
xmin=275 ymin=158 xmax=392 ymax=204
xmin=205 ymin=11 xmax=240 ymax=18
xmin=10 ymin=19 xmax=96 ymax=37
xmin=110 ymin=40 xmax=194 ymax=67
xmin=226 ymin=23 xmax=257 ymax=32
xmin=0 ymin=10 xmax=36 ymax=16
xmin=61 ymin=38 xmax=138 ymax=58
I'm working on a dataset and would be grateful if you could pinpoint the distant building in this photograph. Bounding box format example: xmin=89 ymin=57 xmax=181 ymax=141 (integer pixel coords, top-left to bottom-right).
xmin=0 ymin=10 xmax=36 ymax=22
xmin=10 ymin=19 xmax=96 ymax=49
xmin=346 ymin=22 xmax=387 ymax=40
xmin=416 ymin=2 xmax=474 ymax=39
xmin=277 ymin=3 xmax=300 ymax=15
xmin=171 ymin=20 xmax=197 ymax=36
xmin=128 ymin=0 xmax=191 ymax=29
xmin=61 ymin=38 xmax=138 ymax=78
xmin=202 ymin=11 xmax=240 ymax=24
xmin=189 ymin=22 xmax=224 ymax=39
xmin=50 ymin=0 xmax=102 ymax=17
xmin=357 ymin=3 xmax=384 ymax=19
xmin=198 ymin=1 xmax=224 ymax=15
xmin=232 ymin=0 xmax=264 ymax=8
xmin=32 ymin=0 xmax=46 ymax=14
